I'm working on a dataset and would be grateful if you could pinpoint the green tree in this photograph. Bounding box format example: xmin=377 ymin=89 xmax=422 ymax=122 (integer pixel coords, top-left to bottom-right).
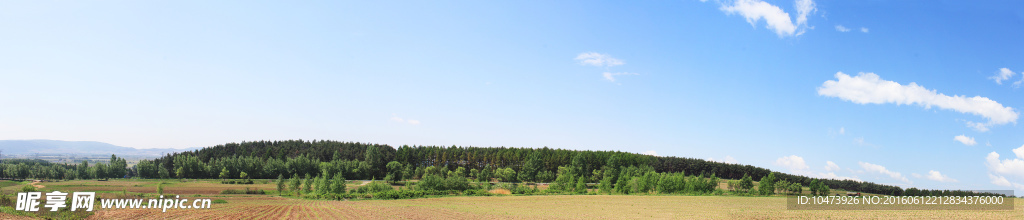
xmin=276 ymin=174 xmax=286 ymax=195
xmin=364 ymin=145 xmax=385 ymax=179
xmin=385 ymin=161 xmax=403 ymax=183
xmin=574 ymin=176 xmax=588 ymax=194
xmin=302 ymin=174 xmax=313 ymax=193
xmin=739 ymin=173 xmax=754 ymax=193
xmin=78 ymin=160 xmax=89 ymax=179
xmin=157 ymin=182 xmax=164 ymax=195
xmin=314 ymin=174 xmax=329 ymax=195
xmin=519 ymin=151 xmax=543 ymax=183
xmin=219 ymin=167 xmax=230 ymax=180
xmin=240 ymin=171 xmax=248 ymax=180
xmin=615 ymin=170 xmax=631 ymax=194
xmin=478 ymin=165 xmax=493 ymax=182
xmin=776 ymin=180 xmax=790 ymax=194
xmin=289 ymin=175 xmax=301 ymax=195
xmin=332 ymin=173 xmax=346 ymax=194
xmin=599 ymin=177 xmax=613 ymax=194
xmin=759 ymin=173 xmax=776 ymax=196
xmin=158 ymin=164 xmax=170 ymax=179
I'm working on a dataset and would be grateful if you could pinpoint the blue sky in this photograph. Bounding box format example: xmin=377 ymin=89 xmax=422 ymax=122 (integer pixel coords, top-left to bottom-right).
xmin=2 ymin=0 xmax=1024 ymax=193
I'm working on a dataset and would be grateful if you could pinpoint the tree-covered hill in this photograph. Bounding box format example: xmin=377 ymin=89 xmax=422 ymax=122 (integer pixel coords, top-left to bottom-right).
xmin=149 ymin=140 xmax=912 ymax=196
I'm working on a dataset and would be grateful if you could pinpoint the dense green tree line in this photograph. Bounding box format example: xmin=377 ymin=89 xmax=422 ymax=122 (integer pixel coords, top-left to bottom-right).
xmin=1 ymin=140 xmax=1002 ymax=197
xmin=0 ymin=155 xmax=129 ymax=180
xmin=146 ymin=140 xmax=1002 ymax=197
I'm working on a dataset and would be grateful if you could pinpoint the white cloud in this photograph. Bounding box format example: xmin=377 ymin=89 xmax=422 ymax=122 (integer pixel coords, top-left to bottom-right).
xmin=985 ymin=146 xmax=1024 ymax=179
xmin=390 ymin=114 xmax=421 ymax=125
xmin=859 ymin=161 xmax=911 ymax=183
xmin=853 ymin=137 xmax=876 ymax=147
xmin=860 ymin=27 xmax=869 ymax=33
xmin=818 ymin=72 xmax=1019 ymax=131
xmin=642 ymin=150 xmax=658 ymax=156
xmin=775 ymin=155 xmax=810 ymax=173
xmin=825 ymin=161 xmax=840 ymax=172
xmin=819 ymin=172 xmax=861 ymax=181
xmin=835 ymin=25 xmax=850 ymax=32
xmin=794 ymin=0 xmax=816 ymax=27
xmin=719 ymin=0 xmax=815 ymax=37
xmin=989 ymin=173 xmax=1011 ymax=187
xmin=390 ymin=115 xmax=405 ymax=123
xmin=575 ymin=52 xmax=624 ymax=67
xmin=954 ymin=135 xmax=977 ymax=146
xmin=925 ymin=170 xmax=958 ymax=182
xmin=1014 ymin=78 xmax=1024 ymax=88
xmin=708 ymin=155 xmax=738 ymax=164
xmin=602 ymin=72 xmax=638 ymax=82
xmin=990 ymin=68 xmax=1016 ymax=85
xmin=839 ymin=127 xmax=845 ymax=135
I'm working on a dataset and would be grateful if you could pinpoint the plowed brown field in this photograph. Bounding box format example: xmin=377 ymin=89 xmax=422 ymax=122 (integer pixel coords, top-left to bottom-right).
xmin=16 ymin=180 xmax=1024 ymax=219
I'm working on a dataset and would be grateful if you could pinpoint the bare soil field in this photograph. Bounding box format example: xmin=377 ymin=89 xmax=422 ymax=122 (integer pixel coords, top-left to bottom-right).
xmin=8 ymin=180 xmax=1023 ymax=219
xmin=79 ymin=195 xmax=1024 ymax=219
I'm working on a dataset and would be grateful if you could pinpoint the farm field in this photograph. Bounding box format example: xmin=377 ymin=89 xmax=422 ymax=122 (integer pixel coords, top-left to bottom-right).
xmin=2 ymin=180 xmax=1021 ymax=219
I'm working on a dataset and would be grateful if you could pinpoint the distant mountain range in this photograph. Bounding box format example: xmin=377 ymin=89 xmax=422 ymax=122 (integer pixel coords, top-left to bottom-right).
xmin=0 ymin=140 xmax=200 ymax=157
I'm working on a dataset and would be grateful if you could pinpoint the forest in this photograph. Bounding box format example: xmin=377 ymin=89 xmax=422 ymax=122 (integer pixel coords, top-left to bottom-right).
xmin=0 ymin=140 xmax=999 ymax=197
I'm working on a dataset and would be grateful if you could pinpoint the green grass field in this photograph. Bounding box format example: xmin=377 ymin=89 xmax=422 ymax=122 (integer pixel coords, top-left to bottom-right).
xmin=1 ymin=180 xmax=1020 ymax=219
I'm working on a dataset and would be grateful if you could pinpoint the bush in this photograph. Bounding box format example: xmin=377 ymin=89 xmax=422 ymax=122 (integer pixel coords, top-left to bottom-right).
xmin=220 ymin=188 xmax=266 ymax=194
xmin=374 ymin=190 xmax=427 ymax=200
xmin=355 ymin=181 xmax=393 ymax=194
xmin=221 ymin=179 xmax=254 ymax=184
xmin=463 ymin=189 xmax=492 ymax=196
xmin=211 ymin=199 xmax=227 ymax=204
xmin=417 ymin=174 xmax=445 ymax=191
xmin=20 ymin=184 xmax=36 ymax=192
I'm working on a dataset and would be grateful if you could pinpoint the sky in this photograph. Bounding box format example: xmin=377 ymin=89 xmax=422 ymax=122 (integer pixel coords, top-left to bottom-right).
xmin=2 ymin=0 xmax=1023 ymax=193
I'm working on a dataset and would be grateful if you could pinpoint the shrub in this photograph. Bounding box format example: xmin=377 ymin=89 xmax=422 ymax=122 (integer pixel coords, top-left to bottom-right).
xmin=417 ymin=174 xmax=445 ymax=191
xmin=444 ymin=175 xmax=471 ymax=191
xmin=220 ymin=188 xmax=266 ymax=194
xmin=374 ymin=190 xmax=427 ymax=200
xmin=211 ymin=199 xmax=227 ymax=204
xmin=20 ymin=184 xmax=36 ymax=192
xmin=221 ymin=179 xmax=254 ymax=184
xmin=356 ymin=181 xmax=393 ymax=194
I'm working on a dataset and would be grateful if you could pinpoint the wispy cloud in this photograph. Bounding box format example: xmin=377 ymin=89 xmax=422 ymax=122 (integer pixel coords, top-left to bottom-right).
xmin=575 ymin=52 xmax=624 ymax=67
xmin=708 ymin=155 xmax=738 ymax=164
xmin=835 ymin=25 xmax=850 ymax=32
xmin=390 ymin=114 xmax=421 ymax=125
xmin=642 ymin=150 xmax=658 ymax=156
xmin=991 ymin=68 xmax=1016 ymax=85
xmin=954 ymin=135 xmax=977 ymax=146
xmin=853 ymin=137 xmax=877 ymax=148
xmin=818 ymin=72 xmax=1019 ymax=132
xmin=859 ymin=161 xmax=911 ymax=183
xmin=925 ymin=170 xmax=958 ymax=182
xmin=577 ymin=52 xmax=638 ymax=83
xmin=719 ymin=0 xmax=816 ymax=37
xmin=602 ymin=72 xmax=639 ymax=82
xmin=825 ymin=161 xmax=840 ymax=172
xmin=860 ymin=27 xmax=869 ymax=33
xmin=775 ymin=155 xmax=810 ymax=174
xmin=989 ymin=173 xmax=1012 ymax=186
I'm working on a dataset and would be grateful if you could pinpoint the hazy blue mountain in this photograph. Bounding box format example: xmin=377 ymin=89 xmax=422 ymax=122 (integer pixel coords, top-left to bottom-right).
xmin=0 ymin=140 xmax=199 ymax=157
